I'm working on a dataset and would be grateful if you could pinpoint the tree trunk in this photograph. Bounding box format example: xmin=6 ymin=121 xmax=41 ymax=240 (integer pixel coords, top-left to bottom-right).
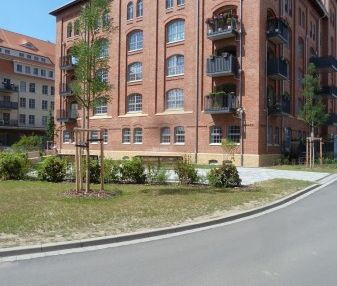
xmin=85 ymin=107 xmax=90 ymax=194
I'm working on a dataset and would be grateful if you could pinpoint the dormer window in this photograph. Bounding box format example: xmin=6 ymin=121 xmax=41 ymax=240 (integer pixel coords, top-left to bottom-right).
xmin=21 ymin=42 xmax=38 ymax=51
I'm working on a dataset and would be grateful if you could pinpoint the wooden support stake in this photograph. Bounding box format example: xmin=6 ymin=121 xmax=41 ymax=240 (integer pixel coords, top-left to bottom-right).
xmin=320 ymin=138 xmax=323 ymax=166
xmin=100 ymin=129 xmax=104 ymax=192
xmin=306 ymin=138 xmax=309 ymax=168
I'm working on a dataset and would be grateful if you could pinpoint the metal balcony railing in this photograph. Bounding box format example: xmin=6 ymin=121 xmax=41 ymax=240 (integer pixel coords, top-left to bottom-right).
xmin=266 ymin=17 xmax=289 ymax=44
xmin=56 ymin=109 xmax=78 ymax=123
xmin=0 ymin=101 xmax=19 ymax=109
xmin=0 ymin=81 xmax=18 ymax=93
xmin=60 ymin=83 xmax=73 ymax=97
xmin=206 ymin=16 xmax=238 ymax=40
xmin=206 ymin=54 xmax=237 ymax=77
xmin=319 ymin=86 xmax=337 ymax=99
xmin=0 ymin=119 xmax=18 ymax=127
xmin=309 ymin=56 xmax=337 ymax=72
xmin=204 ymin=92 xmax=238 ymax=114
xmin=60 ymin=55 xmax=77 ymax=70
xmin=267 ymin=58 xmax=288 ymax=80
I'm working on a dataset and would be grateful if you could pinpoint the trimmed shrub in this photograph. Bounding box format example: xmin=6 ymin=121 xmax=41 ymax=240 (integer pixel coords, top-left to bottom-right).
xmin=207 ymin=163 xmax=241 ymax=188
xmin=38 ymin=156 xmax=67 ymax=182
xmin=175 ymin=156 xmax=198 ymax=185
xmin=0 ymin=152 xmax=29 ymax=180
xmin=146 ymin=164 xmax=168 ymax=185
xmin=120 ymin=157 xmax=146 ymax=184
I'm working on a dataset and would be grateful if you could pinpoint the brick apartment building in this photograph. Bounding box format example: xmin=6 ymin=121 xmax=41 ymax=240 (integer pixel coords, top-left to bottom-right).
xmin=0 ymin=29 xmax=55 ymax=146
xmin=51 ymin=0 xmax=337 ymax=167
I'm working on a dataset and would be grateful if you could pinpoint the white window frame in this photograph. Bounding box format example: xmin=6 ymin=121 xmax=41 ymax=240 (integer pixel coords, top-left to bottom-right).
xmin=210 ymin=126 xmax=222 ymax=145
xmin=127 ymin=93 xmax=142 ymax=113
xmin=134 ymin=128 xmax=143 ymax=144
xmin=167 ymin=20 xmax=185 ymax=43
xmin=174 ymin=126 xmax=185 ymax=144
xmin=128 ymin=62 xmax=143 ymax=82
xmin=167 ymin=55 xmax=184 ymax=76
xmin=166 ymin=89 xmax=184 ymax=110
xmin=161 ymin=127 xmax=171 ymax=144
xmin=128 ymin=31 xmax=143 ymax=52
xmin=122 ymin=128 xmax=131 ymax=144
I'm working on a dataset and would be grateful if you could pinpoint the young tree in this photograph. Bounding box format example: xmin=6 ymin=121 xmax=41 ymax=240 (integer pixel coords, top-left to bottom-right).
xmin=300 ymin=63 xmax=328 ymax=138
xmin=46 ymin=110 xmax=55 ymax=142
xmin=70 ymin=0 xmax=113 ymax=192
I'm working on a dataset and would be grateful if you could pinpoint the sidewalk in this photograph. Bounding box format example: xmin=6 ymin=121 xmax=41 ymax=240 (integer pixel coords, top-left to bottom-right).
xmin=166 ymin=167 xmax=330 ymax=185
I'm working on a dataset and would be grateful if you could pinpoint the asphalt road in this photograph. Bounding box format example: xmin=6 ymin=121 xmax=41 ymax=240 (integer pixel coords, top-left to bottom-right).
xmin=1 ymin=180 xmax=337 ymax=286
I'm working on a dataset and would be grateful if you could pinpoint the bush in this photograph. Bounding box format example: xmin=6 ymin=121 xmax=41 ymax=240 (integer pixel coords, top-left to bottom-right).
xmin=207 ymin=163 xmax=241 ymax=188
xmin=38 ymin=156 xmax=67 ymax=182
xmin=0 ymin=152 xmax=29 ymax=180
xmin=89 ymin=159 xmax=101 ymax=184
xmin=120 ymin=157 xmax=146 ymax=184
xmin=12 ymin=135 xmax=43 ymax=152
xmin=104 ymin=159 xmax=122 ymax=183
xmin=175 ymin=156 xmax=198 ymax=185
xmin=146 ymin=164 xmax=168 ymax=185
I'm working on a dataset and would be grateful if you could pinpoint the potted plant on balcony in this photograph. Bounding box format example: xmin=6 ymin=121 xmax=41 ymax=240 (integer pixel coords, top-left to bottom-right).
xmin=227 ymin=15 xmax=233 ymax=30
xmin=218 ymin=15 xmax=225 ymax=32
xmin=206 ymin=18 xmax=215 ymax=35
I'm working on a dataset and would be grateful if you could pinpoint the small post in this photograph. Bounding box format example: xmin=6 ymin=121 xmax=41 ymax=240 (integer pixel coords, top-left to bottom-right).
xmin=75 ymin=129 xmax=80 ymax=192
xmin=100 ymin=129 xmax=104 ymax=192
xmin=320 ymin=138 xmax=323 ymax=166
xmin=309 ymin=138 xmax=312 ymax=169
xmin=306 ymin=138 xmax=309 ymax=167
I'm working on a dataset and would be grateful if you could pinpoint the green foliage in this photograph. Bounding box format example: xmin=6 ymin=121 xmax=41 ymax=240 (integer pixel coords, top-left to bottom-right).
xmin=300 ymin=63 xmax=329 ymax=133
xmin=38 ymin=156 xmax=67 ymax=182
xmin=89 ymin=159 xmax=101 ymax=184
xmin=120 ymin=158 xmax=146 ymax=184
xmin=174 ymin=155 xmax=198 ymax=185
xmin=104 ymin=159 xmax=122 ymax=183
xmin=221 ymin=138 xmax=238 ymax=162
xmin=12 ymin=135 xmax=43 ymax=152
xmin=146 ymin=164 xmax=168 ymax=185
xmin=0 ymin=152 xmax=29 ymax=180
xmin=207 ymin=163 xmax=241 ymax=188
xmin=46 ymin=111 xmax=55 ymax=142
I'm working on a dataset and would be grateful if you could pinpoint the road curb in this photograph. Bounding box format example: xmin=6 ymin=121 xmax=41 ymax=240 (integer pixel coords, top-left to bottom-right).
xmin=0 ymin=179 xmax=335 ymax=259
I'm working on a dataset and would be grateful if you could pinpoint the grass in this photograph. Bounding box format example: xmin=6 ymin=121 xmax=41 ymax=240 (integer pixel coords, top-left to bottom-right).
xmin=269 ymin=164 xmax=337 ymax=173
xmin=0 ymin=179 xmax=312 ymax=248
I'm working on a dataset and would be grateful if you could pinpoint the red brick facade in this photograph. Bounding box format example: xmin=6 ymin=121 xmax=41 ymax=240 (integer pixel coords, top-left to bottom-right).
xmin=51 ymin=0 xmax=337 ymax=166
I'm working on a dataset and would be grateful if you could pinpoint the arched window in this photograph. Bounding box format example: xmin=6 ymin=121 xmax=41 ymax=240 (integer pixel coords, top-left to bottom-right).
xmin=97 ymin=69 xmax=108 ymax=83
xmin=160 ymin=127 xmax=171 ymax=144
xmin=166 ymin=89 xmax=184 ymax=110
xmin=128 ymin=93 xmax=142 ymax=112
xmin=67 ymin=22 xmax=73 ymax=38
xmin=136 ymin=0 xmax=143 ymax=17
xmin=94 ymin=97 xmax=107 ymax=114
xmin=128 ymin=30 xmax=143 ymax=51
xmin=174 ymin=126 xmax=185 ymax=143
xmin=167 ymin=55 xmax=184 ymax=76
xmin=74 ymin=20 xmax=80 ymax=36
xmin=122 ymin=128 xmax=131 ymax=143
xmin=102 ymin=11 xmax=110 ymax=27
xmin=134 ymin=128 xmax=143 ymax=143
xmin=210 ymin=126 xmax=222 ymax=144
xmin=98 ymin=39 xmax=109 ymax=58
xmin=127 ymin=2 xmax=134 ymax=20
xmin=128 ymin=62 xmax=143 ymax=81
xmin=167 ymin=19 xmax=185 ymax=43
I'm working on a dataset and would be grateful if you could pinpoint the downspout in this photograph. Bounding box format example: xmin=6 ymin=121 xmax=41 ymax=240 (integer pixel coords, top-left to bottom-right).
xmin=239 ymin=0 xmax=244 ymax=166
xmin=194 ymin=0 xmax=200 ymax=163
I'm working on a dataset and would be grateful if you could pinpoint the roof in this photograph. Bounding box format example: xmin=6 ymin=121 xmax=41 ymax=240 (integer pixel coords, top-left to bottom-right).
xmin=0 ymin=28 xmax=55 ymax=65
xmin=50 ymin=0 xmax=84 ymax=16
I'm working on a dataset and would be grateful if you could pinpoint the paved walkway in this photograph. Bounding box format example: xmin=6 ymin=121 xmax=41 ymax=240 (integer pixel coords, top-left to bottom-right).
xmin=167 ymin=167 xmax=330 ymax=185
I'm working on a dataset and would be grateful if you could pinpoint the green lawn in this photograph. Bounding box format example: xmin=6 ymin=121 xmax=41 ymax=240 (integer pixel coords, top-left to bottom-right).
xmin=0 ymin=179 xmax=312 ymax=248
xmin=269 ymin=164 xmax=337 ymax=173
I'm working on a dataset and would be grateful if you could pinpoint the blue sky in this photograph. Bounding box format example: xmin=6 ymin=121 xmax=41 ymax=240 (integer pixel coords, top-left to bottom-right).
xmin=0 ymin=0 xmax=71 ymax=43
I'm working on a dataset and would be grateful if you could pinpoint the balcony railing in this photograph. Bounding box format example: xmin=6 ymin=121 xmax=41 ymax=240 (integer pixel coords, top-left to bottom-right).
xmin=204 ymin=92 xmax=238 ymax=114
xmin=0 ymin=119 xmax=18 ymax=127
xmin=60 ymin=55 xmax=77 ymax=70
xmin=319 ymin=86 xmax=337 ymax=99
xmin=206 ymin=16 xmax=238 ymax=40
xmin=327 ymin=113 xmax=337 ymax=125
xmin=0 ymin=101 xmax=18 ymax=110
xmin=206 ymin=54 xmax=237 ymax=77
xmin=60 ymin=83 xmax=73 ymax=97
xmin=266 ymin=17 xmax=289 ymax=44
xmin=268 ymin=99 xmax=291 ymax=115
xmin=0 ymin=82 xmax=18 ymax=93
xmin=56 ymin=109 xmax=78 ymax=123
xmin=267 ymin=58 xmax=288 ymax=80
xmin=309 ymin=56 xmax=337 ymax=72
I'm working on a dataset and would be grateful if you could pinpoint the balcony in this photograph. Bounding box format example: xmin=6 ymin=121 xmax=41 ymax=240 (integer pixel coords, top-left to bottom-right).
xmin=0 ymin=101 xmax=18 ymax=110
xmin=309 ymin=56 xmax=337 ymax=72
xmin=56 ymin=109 xmax=78 ymax=123
xmin=60 ymin=55 xmax=77 ymax=70
xmin=204 ymin=92 xmax=238 ymax=114
xmin=0 ymin=119 xmax=18 ymax=127
xmin=268 ymin=98 xmax=291 ymax=116
xmin=267 ymin=58 xmax=288 ymax=80
xmin=60 ymin=84 xmax=73 ymax=97
xmin=0 ymin=81 xmax=18 ymax=93
xmin=266 ymin=17 xmax=289 ymax=45
xmin=206 ymin=54 xmax=237 ymax=77
xmin=327 ymin=113 xmax=337 ymax=125
xmin=319 ymin=86 xmax=337 ymax=99
xmin=206 ymin=16 xmax=238 ymax=40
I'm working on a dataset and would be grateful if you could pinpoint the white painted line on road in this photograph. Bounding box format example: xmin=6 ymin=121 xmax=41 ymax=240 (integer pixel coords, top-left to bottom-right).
xmin=1 ymin=177 xmax=336 ymax=263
